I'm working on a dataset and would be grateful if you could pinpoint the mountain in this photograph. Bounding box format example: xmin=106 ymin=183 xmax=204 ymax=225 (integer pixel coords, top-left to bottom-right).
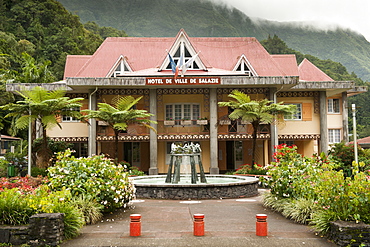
xmin=57 ymin=0 xmax=370 ymax=82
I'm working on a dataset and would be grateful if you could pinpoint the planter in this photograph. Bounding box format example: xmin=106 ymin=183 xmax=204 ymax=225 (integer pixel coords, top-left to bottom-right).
xmin=219 ymin=120 xmax=231 ymax=125
xmin=164 ymin=120 xmax=175 ymax=126
xmin=197 ymin=120 xmax=208 ymax=125
xmin=181 ymin=120 xmax=192 ymax=125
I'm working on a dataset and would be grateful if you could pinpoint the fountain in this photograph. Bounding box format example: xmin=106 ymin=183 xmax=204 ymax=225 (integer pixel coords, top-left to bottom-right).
xmin=132 ymin=142 xmax=259 ymax=200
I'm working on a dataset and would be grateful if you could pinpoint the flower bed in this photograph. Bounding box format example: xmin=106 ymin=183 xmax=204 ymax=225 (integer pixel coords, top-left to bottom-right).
xmin=261 ymin=144 xmax=370 ymax=236
xmin=48 ymin=150 xmax=136 ymax=212
xmin=0 ymin=149 xmax=136 ymax=243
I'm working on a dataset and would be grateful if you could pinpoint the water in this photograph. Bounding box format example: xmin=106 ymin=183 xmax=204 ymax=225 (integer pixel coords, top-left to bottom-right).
xmin=133 ymin=175 xmax=253 ymax=185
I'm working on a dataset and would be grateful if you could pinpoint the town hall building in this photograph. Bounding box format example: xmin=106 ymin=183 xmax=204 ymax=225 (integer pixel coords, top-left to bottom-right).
xmin=8 ymin=29 xmax=365 ymax=174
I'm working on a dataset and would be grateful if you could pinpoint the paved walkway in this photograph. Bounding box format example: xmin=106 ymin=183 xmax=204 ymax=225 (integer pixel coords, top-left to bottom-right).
xmin=61 ymin=189 xmax=336 ymax=247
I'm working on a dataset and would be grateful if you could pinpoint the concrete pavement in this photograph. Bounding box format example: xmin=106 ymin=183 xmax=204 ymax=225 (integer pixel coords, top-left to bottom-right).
xmin=61 ymin=189 xmax=336 ymax=247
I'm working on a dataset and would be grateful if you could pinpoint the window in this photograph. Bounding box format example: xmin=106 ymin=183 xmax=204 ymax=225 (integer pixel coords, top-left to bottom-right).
xmin=284 ymin=103 xmax=302 ymax=120
xmin=62 ymin=107 xmax=80 ymax=122
xmin=166 ymin=43 xmax=200 ymax=70
xmin=328 ymin=99 xmax=340 ymax=113
xmin=329 ymin=129 xmax=341 ymax=143
xmin=235 ymin=61 xmax=254 ymax=76
xmin=165 ymin=103 xmax=200 ymax=125
xmin=72 ymin=143 xmax=88 ymax=157
xmin=111 ymin=59 xmax=131 ymax=77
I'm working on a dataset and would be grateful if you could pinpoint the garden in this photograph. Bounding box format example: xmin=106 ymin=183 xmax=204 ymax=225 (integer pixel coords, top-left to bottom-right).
xmin=0 ymin=149 xmax=138 ymax=242
xmin=230 ymin=142 xmax=370 ymax=244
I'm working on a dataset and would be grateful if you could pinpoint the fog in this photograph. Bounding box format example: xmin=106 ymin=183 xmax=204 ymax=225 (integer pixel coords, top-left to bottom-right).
xmin=212 ymin=0 xmax=370 ymax=42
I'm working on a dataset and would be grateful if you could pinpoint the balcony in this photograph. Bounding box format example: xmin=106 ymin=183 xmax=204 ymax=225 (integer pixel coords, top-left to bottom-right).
xmin=96 ymin=120 xmax=270 ymax=141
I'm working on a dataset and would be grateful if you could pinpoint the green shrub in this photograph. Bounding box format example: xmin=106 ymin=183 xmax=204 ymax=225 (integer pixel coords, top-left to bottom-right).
xmin=31 ymin=167 xmax=48 ymax=177
xmin=48 ymin=149 xmax=136 ymax=212
xmin=120 ymin=161 xmax=145 ymax=176
xmin=0 ymin=159 xmax=8 ymax=177
xmin=0 ymin=188 xmax=35 ymax=225
xmin=328 ymin=142 xmax=370 ymax=176
xmin=70 ymin=195 xmax=103 ymax=225
xmin=27 ymin=185 xmax=84 ymax=239
xmin=233 ymin=163 xmax=267 ymax=175
xmin=262 ymin=144 xmax=370 ymax=234
xmin=0 ymin=185 xmax=84 ymax=239
xmin=51 ymin=200 xmax=84 ymax=239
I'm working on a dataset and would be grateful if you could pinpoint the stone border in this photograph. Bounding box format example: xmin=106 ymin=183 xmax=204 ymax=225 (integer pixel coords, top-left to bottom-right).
xmin=0 ymin=213 xmax=64 ymax=246
xmin=328 ymin=220 xmax=370 ymax=247
xmin=133 ymin=175 xmax=259 ymax=200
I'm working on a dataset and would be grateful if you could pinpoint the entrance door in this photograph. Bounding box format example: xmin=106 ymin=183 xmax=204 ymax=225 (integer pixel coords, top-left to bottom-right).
xmin=123 ymin=142 xmax=141 ymax=167
xmin=226 ymin=141 xmax=243 ymax=171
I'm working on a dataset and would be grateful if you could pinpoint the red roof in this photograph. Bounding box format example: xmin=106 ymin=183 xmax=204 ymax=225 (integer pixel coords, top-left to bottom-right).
xmin=64 ymin=55 xmax=92 ymax=79
xmin=298 ymin=58 xmax=333 ymax=82
xmin=63 ymin=30 xmax=333 ymax=81
xmin=271 ymin=55 xmax=298 ymax=76
xmin=349 ymin=136 xmax=370 ymax=145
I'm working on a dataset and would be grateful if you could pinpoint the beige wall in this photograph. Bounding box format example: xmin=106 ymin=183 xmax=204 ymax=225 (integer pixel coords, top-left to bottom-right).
xmin=47 ymin=122 xmax=89 ymax=137
xmin=278 ymin=97 xmax=320 ymax=135
xmin=327 ymin=114 xmax=343 ymax=129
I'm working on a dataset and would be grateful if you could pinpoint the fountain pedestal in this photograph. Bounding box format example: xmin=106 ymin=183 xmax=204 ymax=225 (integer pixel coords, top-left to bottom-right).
xmin=165 ymin=153 xmax=207 ymax=184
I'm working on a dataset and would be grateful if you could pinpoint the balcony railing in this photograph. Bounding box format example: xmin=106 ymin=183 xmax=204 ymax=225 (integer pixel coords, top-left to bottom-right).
xmin=96 ymin=120 xmax=270 ymax=138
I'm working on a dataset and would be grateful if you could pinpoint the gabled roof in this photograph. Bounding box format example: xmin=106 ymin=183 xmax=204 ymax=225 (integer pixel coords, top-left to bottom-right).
xmin=64 ymin=30 xmax=298 ymax=78
xmin=349 ymin=136 xmax=370 ymax=145
xmin=64 ymin=55 xmax=92 ymax=80
xmin=298 ymin=58 xmax=334 ymax=82
xmin=271 ymin=55 xmax=299 ymax=77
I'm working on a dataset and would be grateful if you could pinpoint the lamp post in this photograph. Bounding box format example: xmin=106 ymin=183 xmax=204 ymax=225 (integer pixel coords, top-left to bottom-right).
xmin=352 ymin=104 xmax=358 ymax=164
xmin=28 ymin=108 xmax=32 ymax=176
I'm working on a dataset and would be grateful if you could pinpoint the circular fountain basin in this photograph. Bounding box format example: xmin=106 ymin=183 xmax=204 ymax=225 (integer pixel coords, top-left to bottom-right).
xmin=132 ymin=175 xmax=259 ymax=200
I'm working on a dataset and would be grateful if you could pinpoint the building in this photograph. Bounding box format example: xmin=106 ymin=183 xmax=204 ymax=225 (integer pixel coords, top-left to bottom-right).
xmin=7 ymin=30 xmax=366 ymax=174
xmin=349 ymin=136 xmax=370 ymax=149
xmin=0 ymin=135 xmax=21 ymax=156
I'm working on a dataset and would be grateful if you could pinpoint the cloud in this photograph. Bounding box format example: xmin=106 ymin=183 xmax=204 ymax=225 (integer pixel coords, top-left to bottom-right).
xmin=212 ymin=0 xmax=370 ymax=42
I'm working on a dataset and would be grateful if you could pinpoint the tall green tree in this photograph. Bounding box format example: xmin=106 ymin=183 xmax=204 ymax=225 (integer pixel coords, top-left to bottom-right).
xmin=82 ymin=96 xmax=156 ymax=161
xmin=218 ymin=90 xmax=296 ymax=166
xmin=13 ymin=53 xmax=55 ymax=84
xmin=1 ymin=86 xmax=84 ymax=168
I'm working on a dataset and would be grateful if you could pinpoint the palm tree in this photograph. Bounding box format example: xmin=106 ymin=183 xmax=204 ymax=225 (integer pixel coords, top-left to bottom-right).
xmin=218 ymin=90 xmax=296 ymax=167
xmin=82 ymin=95 xmax=157 ymax=161
xmin=1 ymin=86 xmax=84 ymax=168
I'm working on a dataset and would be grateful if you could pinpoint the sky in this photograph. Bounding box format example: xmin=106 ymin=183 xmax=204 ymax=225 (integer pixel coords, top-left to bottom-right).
xmin=216 ymin=0 xmax=370 ymax=42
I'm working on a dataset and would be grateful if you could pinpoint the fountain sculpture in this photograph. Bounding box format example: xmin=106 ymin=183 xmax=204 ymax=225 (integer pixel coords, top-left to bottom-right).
xmin=132 ymin=142 xmax=259 ymax=200
xmin=165 ymin=142 xmax=206 ymax=184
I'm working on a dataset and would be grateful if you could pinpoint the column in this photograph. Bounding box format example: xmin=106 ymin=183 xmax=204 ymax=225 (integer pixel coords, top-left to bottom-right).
xmin=149 ymin=89 xmax=158 ymax=175
xmin=209 ymin=88 xmax=219 ymax=174
xmin=342 ymin=92 xmax=349 ymax=143
xmin=269 ymin=88 xmax=278 ymax=161
xmin=88 ymin=89 xmax=97 ymax=156
xmin=319 ymin=91 xmax=328 ymax=154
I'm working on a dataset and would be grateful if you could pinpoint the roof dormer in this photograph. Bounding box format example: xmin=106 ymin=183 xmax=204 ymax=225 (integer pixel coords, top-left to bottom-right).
xmin=159 ymin=30 xmax=206 ymax=74
xmin=107 ymin=55 xmax=132 ymax=77
xmin=233 ymin=55 xmax=257 ymax=76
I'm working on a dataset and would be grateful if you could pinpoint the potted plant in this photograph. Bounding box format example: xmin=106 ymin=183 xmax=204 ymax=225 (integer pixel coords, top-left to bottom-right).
xmin=164 ymin=118 xmax=175 ymax=126
xmin=197 ymin=117 xmax=208 ymax=125
xmin=219 ymin=119 xmax=231 ymax=125
xmin=181 ymin=119 xmax=192 ymax=125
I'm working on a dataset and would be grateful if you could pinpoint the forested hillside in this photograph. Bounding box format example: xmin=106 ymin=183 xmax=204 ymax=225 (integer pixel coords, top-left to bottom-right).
xmin=0 ymin=0 xmax=126 ymax=80
xmin=57 ymin=0 xmax=370 ymax=82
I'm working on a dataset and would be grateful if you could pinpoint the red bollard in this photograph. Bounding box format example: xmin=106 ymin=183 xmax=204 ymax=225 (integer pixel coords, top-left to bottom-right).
xmin=256 ymin=214 xmax=268 ymax=236
xmin=130 ymin=214 xmax=141 ymax=237
xmin=193 ymin=214 xmax=205 ymax=236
